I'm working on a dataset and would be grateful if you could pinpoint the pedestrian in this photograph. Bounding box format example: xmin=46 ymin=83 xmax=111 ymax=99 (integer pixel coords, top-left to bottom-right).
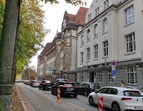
xmin=120 ymin=80 xmax=125 ymax=87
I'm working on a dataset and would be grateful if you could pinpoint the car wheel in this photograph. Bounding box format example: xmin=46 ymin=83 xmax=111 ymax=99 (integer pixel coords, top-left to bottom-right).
xmin=39 ymin=86 xmax=41 ymax=90
xmin=112 ymin=102 xmax=120 ymax=111
xmin=73 ymin=94 xmax=77 ymax=98
xmin=84 ymin=91 xmax=88 ymax=96
xmin=89 ymin=96 xmax=94 ymax=106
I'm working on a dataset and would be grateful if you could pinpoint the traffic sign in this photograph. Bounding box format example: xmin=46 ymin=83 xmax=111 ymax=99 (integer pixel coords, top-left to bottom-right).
xmin=112 ymin=70 xmax=116 ymax=79
xmin=111 ymin=60 xmax=116 ymax=79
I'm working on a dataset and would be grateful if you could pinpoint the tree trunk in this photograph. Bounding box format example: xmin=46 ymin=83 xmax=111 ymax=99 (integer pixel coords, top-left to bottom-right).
xmin=0 ymin=0 xmax=21 ymax=110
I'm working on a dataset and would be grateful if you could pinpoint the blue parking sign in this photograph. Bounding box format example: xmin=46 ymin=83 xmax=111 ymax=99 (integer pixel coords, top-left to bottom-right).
xmin=112 ymin=70 xmax=116 ymax=78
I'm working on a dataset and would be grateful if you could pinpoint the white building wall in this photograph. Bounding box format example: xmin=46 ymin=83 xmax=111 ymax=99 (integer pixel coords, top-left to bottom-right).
xmin=77 ymin=0 xmax=143 ymax=85
xmin=117 ymin=0 xmax=143 ymax=61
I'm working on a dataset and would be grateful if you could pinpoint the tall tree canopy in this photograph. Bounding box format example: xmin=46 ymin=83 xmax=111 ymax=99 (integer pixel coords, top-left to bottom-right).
xmin=16 ymin=0 xmax=45 ymax=78
xmin=0 ymin=0 xmax=86 ymax=80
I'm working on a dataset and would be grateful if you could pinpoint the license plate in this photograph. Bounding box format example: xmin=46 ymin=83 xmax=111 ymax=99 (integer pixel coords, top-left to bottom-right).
xmin=67 ymin=88 xmax=74 ymax=91
xmin=134 ymin=106 xmax=142 ymax=109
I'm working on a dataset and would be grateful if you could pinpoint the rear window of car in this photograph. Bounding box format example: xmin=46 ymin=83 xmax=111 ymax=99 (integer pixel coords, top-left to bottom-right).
xmin=91 ymin=83 xmax=101 ymax=89
xmin=64 ymin=83 xmax=75 ymax=87
xmin=123 ymin=90 xmax=141 ymax=97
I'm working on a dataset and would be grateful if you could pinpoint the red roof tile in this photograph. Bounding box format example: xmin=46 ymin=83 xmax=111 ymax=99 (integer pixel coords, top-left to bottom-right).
xmin=75 ymin=7 xmax=88 ymax=25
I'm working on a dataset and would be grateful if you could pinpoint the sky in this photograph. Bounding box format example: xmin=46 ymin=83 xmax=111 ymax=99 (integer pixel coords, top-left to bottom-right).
xmin=29 ymin=0 xmax=92 ymax=67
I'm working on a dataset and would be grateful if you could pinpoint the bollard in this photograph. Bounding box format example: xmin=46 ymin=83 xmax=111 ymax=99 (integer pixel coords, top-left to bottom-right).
xmin=57 ymin=87 xmax=61 ymax=102
xmin=98 ymin=96 xmax=104 ymax=111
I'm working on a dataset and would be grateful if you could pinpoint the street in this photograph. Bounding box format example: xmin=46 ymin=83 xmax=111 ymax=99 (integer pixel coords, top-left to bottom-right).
xmin=16 ymin=83 xmax=107 ymax=111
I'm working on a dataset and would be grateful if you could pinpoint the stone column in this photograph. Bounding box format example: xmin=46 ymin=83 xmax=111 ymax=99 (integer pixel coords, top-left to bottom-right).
xmin=0 ymin=0 xmax=21 ymax=110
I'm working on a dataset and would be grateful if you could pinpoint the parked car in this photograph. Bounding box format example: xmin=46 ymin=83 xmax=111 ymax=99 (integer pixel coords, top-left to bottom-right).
xmin=88 ymin=86 xmax=143 ymax=111
xmin=56 ymin=78 xmax=69 ymax=82
xmin=39 ymin=80 xmax=52 ymax=90
xmin=23 ymin=80 xmax=30 ymax=85
xmin=78 ymin=82 xmax=101 ymax=96
xmin=31 ymin=80 xmax=42 ymax=87
xmin=51 ymin=81 xmax=78 ymax=97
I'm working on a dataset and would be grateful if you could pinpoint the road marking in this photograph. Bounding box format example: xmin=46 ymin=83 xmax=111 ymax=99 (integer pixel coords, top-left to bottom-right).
xmin=67 ymin=102 xmax=86 ymax=111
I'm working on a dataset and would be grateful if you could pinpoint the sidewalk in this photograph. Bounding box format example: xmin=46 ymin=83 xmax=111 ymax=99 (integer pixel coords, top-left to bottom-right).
xmin=11 ymin=84 xmax=25 ymax=111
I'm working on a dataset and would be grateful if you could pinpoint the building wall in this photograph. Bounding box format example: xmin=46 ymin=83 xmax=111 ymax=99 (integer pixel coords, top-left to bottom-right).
xmin=77 ymin=0 xmax=143 ymax=87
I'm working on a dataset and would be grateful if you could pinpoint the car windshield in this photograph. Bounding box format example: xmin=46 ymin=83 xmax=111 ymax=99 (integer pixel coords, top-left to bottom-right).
xmin=90 ymin=83 xmax=101 ymax=89
xmin=124 ymin=90 xmax=141 ymax=97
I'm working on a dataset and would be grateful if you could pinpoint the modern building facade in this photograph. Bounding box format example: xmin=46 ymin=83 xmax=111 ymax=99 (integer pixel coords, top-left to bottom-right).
xmin=76 ymin=0 xmax=143 ymax=87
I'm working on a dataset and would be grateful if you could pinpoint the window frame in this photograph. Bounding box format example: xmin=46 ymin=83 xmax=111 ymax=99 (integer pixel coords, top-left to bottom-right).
xmin=80 ymin=52 xmax=84 ymax=64
xmin=125 ymin=32 xmax=136 ymax=53
xmin=108 ymin=71 xmax=113 ymax=83
xmin=98 ymin=71 xmax=103 ymax=83
xmin=103 ymin=18 xmax=108 ymax=33
xmin=125 ymin=5 xmax=134 ymax=26
xmin=87 ymin=29 xmax=90 ymax=42
xmin=80 ymin=35 xmax=84 ymax=47
xmin=103 ymin=40 xmax=108 ymax=57
xmin=94 ymin=44 xmax=98 ymax=59
xmin=94 ymin=24 xmax=98 ymax=38
xmin=127 ymin=67 xmax=137 ymax=84
xmin=87 ymin=47 xmax=90 ymax=61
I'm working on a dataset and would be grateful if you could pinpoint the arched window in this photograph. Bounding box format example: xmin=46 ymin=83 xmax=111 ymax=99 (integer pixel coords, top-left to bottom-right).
xmin=103 ymin=18 xmax=108 ymax=33
xmin=94 ymin=24 xmax=98 ymax=38
xmin=87 ymin=29 xmax=90 ymax=41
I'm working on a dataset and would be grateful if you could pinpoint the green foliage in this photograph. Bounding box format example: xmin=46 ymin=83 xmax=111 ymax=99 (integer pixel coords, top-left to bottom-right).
xmin=0 ymin=0 xmax=86 ymax=78
xmin=16 ymin=0 xmax=45 ymax=75
xmin=43 ymin=0 xmax=87 ymax=5
xmin=0 ymin=0 xmax=5 ymax=41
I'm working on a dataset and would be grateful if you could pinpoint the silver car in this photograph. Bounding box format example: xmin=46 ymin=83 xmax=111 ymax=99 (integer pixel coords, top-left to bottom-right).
xmin=88 ymin=86 xmax=143 ymax=111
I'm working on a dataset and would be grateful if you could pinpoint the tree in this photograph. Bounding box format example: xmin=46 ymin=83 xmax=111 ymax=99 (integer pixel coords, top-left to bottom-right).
xmin=0 ymin=0 xmax=86 ymax=110
xmin=16 ymin=0 xmax=45 ymax=79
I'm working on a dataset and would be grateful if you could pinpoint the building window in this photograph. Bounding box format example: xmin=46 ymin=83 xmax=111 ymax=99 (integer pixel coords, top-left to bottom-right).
xmin=125 ymin=32 xmax=136 ymax=53
xmin=103 ymin=18 xmax=108 ymax=33
xmin=61 ymin=57 xmax=63 ymax=66
xmin=95 ymin=7 xmax=99 ymax=16
xmin=127 ymin=67 xmax=137 ymax=84
xmin=108 ymin=71 xmax=113 ymax=83
xmin=80 ymin=35 xmax=84 ymax=47
xmin=87 ymin=47 xmax=90 ymax=61
xmin=87 ymin=29 xmax=90 ymax=42
xmin=94 ymin=24 xmax=98 ymax=38
xmin=103 ymin=40 xmax=108 ymax=56
xmin=94 ymin=44 xmax=98 ymax=59
xmin=103 ymin=0 xmax=109 ymax=10
xmin=88 ymin=13 xmax=92 ymax=21
xmin=125 ymin=5 xmax=134 ymax=25
xmin=80 ymin=52 xmax=84 ymax=64
xmin=98 ymin=71 xmax=103 ymax=82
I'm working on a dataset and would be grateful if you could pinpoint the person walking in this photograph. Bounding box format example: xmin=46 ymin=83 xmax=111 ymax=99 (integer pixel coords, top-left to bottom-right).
xmin=120 ymin=80 xmax=125 ymax=87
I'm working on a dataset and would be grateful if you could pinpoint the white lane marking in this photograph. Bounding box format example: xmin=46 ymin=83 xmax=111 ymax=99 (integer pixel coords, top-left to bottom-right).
xmin=67 ymin=102 xmax=86 ymax=111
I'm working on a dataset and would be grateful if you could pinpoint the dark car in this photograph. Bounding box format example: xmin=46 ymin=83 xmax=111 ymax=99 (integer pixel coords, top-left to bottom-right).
xmin=39 ymin=80 xmax=52 ymax=90
xmin=51 ymin=81 xmax=78 ymax=97
xmin=78 ymin=82 xmax=101 ymax=96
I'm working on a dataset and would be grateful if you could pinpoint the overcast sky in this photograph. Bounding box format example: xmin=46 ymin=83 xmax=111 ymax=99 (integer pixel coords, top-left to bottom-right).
xmin=29 ymin=0 xmax=92 ymax=67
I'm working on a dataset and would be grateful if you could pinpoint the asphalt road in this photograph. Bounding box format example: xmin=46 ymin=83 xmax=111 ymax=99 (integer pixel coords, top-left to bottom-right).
xmin=16 ymin=83 xmax=109 ymax=111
